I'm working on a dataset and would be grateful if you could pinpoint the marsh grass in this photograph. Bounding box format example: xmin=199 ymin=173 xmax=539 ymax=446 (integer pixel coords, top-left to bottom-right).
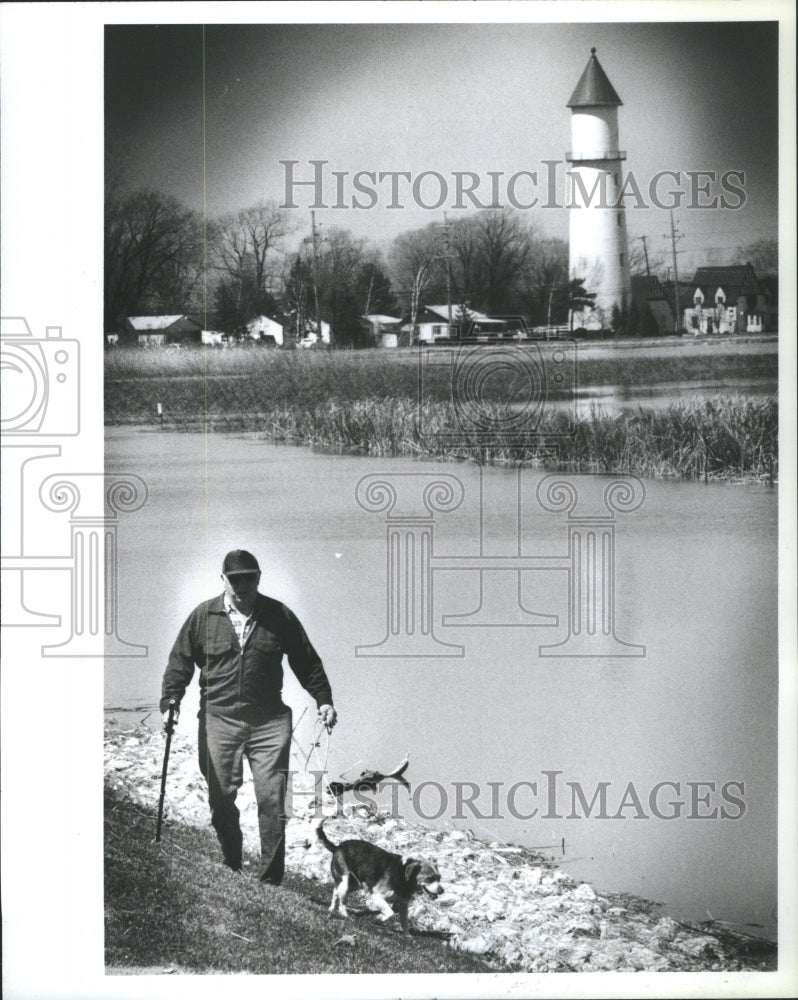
xmin=105 ymin=347 xmax=777 ymax=481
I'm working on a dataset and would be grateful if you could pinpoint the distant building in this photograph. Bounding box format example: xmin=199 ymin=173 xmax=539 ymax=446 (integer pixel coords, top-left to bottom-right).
xmin=123 ymin=315 xmax=202 ymax=346
xmin=246 ymin=315 xmax=284 ymax=346
xmin=683 ymin=264 xmax=772 ymax=335
xmin=201 ymin=330 xmax=225 ymax=346
xmin=630 ymin=275 xmax=675 ymax=334
xmin=298 ymin=319 xmax=331 ymax=348
xmin=361 ymin=314 xmax=403 ymax=347
xmin=407 ymin=305 xmax=507 ymax=343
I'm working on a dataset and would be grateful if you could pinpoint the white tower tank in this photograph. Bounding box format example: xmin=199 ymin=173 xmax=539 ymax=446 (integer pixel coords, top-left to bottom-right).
xmin=566 ymin=48 xmax=631 ymax=330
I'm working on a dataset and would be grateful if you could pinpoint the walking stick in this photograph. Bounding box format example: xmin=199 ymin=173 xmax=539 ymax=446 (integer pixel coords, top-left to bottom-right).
xmin=155 ymin=700 xmax=176 ymax=843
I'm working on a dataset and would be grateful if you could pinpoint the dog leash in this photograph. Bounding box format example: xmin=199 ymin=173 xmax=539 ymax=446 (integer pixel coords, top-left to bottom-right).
xmin=309 ymin=716 xmax=332 ymax=780
xmin=304 ymin=718 xmax=366 ymax=840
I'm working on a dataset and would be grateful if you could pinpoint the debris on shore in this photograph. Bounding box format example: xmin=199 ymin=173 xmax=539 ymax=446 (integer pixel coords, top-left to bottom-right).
xmin=105 ymin=716 xmax=776 ymax=973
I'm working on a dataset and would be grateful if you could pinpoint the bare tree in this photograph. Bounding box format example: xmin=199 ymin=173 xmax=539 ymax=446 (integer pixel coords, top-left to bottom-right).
xmin=520 ymin=236 xmax=569 ymax=327
xmin=315 ymin=228 xmax=374 ymax=345
xmin=213 ymin=201 xmax=293 ymax=292
xmin=287 ymin=226 xmax=383 ymax=346
xmin=628 ymin=234 xmax=666 ymax=277
xmin=389 ymin=223 xmax=445 ymax=342
xmin=357 ymin=252 xmax=398 ymax=318
xmin=211 ymin=201 xmax=295 ymax=330
xmin=104 ymin=187 xmax=205 ymax=330
xmin=735 ymin=237 xmax=777 ymax=277
xmin=482 ymin=211 xmax=534 ymax=314
xmin=447 ymin=210 xmax=537 ymax=316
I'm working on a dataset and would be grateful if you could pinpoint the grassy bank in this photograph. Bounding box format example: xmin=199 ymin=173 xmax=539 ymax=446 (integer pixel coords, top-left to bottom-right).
xmin=105 ymin=787 xmax=495 ymax=975
xmin=104 ymin=346 xmax=777 ymax=481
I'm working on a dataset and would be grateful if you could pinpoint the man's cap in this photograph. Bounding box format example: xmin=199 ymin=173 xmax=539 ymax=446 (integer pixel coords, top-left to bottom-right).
xmin=222 ymin=549 xmax=260 ymax=575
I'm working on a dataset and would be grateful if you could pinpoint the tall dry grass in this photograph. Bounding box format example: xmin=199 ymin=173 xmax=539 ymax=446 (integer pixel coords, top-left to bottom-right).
xmin=105 ymin=347 xmax=777 ymax=481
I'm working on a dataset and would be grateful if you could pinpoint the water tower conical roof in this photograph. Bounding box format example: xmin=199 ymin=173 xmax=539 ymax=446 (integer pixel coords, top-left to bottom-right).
xmin=567 ymin=48 xmax=622 ymax=108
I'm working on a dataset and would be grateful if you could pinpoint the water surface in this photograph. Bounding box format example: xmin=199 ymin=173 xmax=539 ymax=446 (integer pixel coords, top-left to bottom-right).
xmin=106 ymin=428 xmax=777 ymax=938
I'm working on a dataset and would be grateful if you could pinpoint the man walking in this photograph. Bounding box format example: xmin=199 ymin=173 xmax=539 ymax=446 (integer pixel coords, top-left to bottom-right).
xmin=160 ymin=549 xmax=337 ymax=884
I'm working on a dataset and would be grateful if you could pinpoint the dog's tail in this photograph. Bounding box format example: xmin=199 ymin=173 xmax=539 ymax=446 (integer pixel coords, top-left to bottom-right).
xmin=313 ymin=817 xmax=337 ymax=853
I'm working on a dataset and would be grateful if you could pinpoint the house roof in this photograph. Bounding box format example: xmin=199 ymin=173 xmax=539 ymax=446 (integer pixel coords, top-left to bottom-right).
xmin=631 ymin=275 xmax=667 ymax=301
xmin=127 ymin=315 xmax=187 ymax=331
xmin=423 ymin=305 xmax=505 ymax=325
xmin=692 ymin=264 xmax=760 ymax=302
xmin=567 ymin=49 xmax=622 ymax=108
xmin=647 ymin=300 xmax=675 ymax=329
xmin=364 ymin=314 xmax=402 ymax=325
xmin=247 ymin=315 xmax=283 ymax=328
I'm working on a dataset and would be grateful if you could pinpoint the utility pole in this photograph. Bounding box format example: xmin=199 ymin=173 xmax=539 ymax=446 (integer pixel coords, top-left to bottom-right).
xmin=639 ymin=235 xmax=651 ymax=277
xmin=431 ymin=214 xmax=455 ymax=340
xmin=443 ymin=212 xmax=453 ymax=334
xmin=547 ymin=286 xmax=555 ymax=338
xmin=666 ymin=211 xmax=684 ymax=334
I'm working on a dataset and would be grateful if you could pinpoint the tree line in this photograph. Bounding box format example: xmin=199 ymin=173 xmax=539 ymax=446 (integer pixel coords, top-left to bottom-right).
xmin=105 ymin=183 xmax=777 ymax=345
xmin=104 ymin=185 xmax=574 ymax=345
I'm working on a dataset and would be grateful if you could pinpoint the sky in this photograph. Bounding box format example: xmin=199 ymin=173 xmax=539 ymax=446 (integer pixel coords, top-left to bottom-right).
xmin=105 ymin=19 xmax=779 ymax=276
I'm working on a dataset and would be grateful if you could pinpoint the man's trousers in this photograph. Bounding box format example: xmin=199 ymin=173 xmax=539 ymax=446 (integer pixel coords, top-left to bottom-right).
xmin=198 ymin=708 xmax=292 ymax=883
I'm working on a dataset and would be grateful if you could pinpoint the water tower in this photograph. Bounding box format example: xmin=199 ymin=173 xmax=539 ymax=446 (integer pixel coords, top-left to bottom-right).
xmin=566 ymin=48 xmax=632 ymax=329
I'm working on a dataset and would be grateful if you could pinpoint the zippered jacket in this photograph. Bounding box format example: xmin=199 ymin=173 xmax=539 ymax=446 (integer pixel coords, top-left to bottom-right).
xmin=160 ymin=593 xmax=333 ymax=717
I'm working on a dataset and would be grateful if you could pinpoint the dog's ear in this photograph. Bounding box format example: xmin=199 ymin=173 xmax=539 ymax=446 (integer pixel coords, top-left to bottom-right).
xmin=403 ymin=859 xmax=422 ymax=883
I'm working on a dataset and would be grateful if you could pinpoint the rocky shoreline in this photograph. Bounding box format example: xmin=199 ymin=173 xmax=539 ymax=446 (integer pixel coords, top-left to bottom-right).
xmin=104 ymin=715 xmax=776 ymax=973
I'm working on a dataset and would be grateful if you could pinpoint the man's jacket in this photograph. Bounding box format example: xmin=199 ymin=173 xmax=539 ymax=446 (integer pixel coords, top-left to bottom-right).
xmin=160 ymin=594 xmax=333 ymax=717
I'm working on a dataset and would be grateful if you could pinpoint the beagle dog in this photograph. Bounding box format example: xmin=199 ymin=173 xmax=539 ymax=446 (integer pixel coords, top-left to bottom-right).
xmin=315 ymin=818 xmax=444 ymax=932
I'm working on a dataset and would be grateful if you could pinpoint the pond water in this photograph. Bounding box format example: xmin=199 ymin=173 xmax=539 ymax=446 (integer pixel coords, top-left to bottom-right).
xmin=105 ymin=427 xmax=777 ymax=939
xmin=570 ymin=377 xmax=778 ymax=418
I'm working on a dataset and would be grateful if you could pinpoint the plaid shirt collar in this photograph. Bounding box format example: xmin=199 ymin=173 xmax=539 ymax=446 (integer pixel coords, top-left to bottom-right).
xmin=224 ymin=594 xmax=255 ymax=646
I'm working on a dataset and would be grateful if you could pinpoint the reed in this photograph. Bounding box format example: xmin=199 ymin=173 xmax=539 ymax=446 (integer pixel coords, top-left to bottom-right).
xmin=105 ymin=348 xmax=777 ymax=481
xmin=273 ymin=397 xmax=777 ymax=482
xmin=104 ymin=344 xmax=777 ymax=412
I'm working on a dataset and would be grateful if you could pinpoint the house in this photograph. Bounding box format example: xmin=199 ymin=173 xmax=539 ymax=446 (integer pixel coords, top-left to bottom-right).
xmin=123 ymin=315 xmax=202 ymax=347
xmin=201 ymin=330 xmax=225 ymax=346
xmin=246 ymin=315 xmax=284 ymax=347
xmin=361 ymin=314 xmax=403 ymax=348
xmin=297 ymin=319 xmax=331 ymax=348
xmin=406 ymin=305 xmax=507 ymax=344
xmin=683 ymin=264 xmax=771 ymax=335
xmin=630 ymin=275 xmax=675 ymax=335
